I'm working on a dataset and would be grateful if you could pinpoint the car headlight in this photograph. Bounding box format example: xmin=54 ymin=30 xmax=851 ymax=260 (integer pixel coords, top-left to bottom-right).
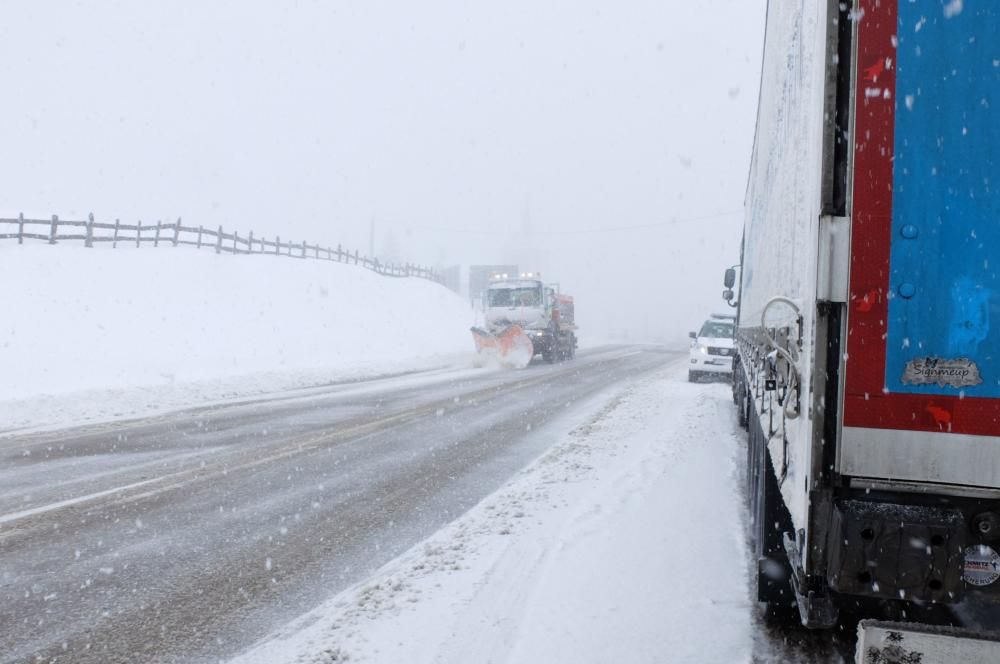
xmin=698 ymin=344 xmax=708 ymax=355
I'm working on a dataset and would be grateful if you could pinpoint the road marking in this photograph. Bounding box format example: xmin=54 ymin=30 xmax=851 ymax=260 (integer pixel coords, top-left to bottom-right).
xmin=0 ymin=476 xmax=162 ymax=525
xmin=0 ymin=399 xmax=467 ymax=530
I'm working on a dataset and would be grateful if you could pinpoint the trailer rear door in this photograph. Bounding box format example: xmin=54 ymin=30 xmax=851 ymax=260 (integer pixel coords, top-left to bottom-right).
xmin=840 ymin=0 xmax=1000 ymax=487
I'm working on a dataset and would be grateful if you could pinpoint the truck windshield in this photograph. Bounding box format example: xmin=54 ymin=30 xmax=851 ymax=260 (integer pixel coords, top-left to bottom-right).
xmin=488 ymin=287 xmax=541 ymax=307
xmin=699 ymin=321 xmax=734 ymax=338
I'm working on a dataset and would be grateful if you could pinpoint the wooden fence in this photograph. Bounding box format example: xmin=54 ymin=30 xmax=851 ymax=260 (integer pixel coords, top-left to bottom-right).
xmin=0 ymin=213 xmax=442 ymax=283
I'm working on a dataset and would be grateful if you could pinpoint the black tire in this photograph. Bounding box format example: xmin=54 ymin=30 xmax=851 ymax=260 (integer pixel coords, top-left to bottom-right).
xmin=737 ymin=381 xmax=749 ymax=428
xmin=688 ymin=370 xmax=699 ymax=382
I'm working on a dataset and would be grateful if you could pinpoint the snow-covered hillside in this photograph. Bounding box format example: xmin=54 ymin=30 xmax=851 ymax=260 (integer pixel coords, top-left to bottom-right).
xmin=0 ymin=245 xmax=472 ymax=430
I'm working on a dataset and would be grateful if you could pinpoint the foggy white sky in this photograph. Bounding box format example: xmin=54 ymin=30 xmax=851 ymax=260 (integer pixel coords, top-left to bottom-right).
xmin=1 ymin=1 xmax=764 ymax=343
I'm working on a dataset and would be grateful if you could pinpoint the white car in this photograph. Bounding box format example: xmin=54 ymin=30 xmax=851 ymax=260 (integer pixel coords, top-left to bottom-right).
xmin=688 ymin=316 xmax=735 ymax=381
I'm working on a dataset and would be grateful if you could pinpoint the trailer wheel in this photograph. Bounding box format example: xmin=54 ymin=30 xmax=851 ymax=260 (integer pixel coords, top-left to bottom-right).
xmin=743 ymin=391 xmax=752 ymax=432
xmin=737 ymin=380 xmax=749 ymax=429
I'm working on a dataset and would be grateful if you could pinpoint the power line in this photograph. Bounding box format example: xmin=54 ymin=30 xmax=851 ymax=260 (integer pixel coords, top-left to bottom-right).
xmin=372 ymin=210 xmax=742 ymax=236
xmin=535 ymin=211 xmax=742 ymax=235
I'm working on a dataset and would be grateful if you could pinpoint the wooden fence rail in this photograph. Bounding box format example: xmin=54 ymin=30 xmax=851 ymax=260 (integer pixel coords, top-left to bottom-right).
xmin=0 ymin=213 xmax=443 ymax=283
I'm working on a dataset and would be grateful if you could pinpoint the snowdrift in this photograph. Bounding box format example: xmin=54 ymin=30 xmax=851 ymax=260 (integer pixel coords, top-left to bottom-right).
xmin=0 ymin=245 xmax=472 ymax=403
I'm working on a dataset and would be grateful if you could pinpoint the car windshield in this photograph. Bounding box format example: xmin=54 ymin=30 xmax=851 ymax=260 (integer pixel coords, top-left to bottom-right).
xmin=488 ymin=287 xmax=541 ymax=307
xmin=699 ymin=321 xmax=734 ymax=338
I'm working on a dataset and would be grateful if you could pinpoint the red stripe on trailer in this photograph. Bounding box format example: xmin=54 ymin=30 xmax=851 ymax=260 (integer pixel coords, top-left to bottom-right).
xmin=843 ymin=0 xmax=897 ymax=417
xmin=842 ymin=0 xmax=1000 ymax=435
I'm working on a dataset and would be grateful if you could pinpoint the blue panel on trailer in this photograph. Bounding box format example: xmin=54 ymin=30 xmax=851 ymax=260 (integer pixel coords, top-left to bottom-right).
xmin=885 ymin=1 xmax=1000 ymax=397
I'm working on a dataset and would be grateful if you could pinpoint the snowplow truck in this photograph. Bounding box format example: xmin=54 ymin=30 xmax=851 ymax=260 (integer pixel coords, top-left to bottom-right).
xmin=729 ymin=0 xmax=1000 ymax=658
xmin=471 ymin=277 xmax=577 ymax=368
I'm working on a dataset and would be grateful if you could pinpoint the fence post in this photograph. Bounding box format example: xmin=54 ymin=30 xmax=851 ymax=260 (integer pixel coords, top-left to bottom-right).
xmin=215 ymin=225 xmax=223 ymax=254
xmin=113 ymin=219 xmax=120 ymax=248
xmin=85 ymin=213 xmax=94 ymax=248
xmin=336 ymin=243 xmax=342 ymax=261
xmin=173 ymin=217 xmax=181 ymax=247
xmin=18 ymin=213 xmax=24 ymax=244
xmin=154 ymin=220 xmax=162 ymax=247
xmin=314 ymin=244 xmax=319 ymax=259
xmin=197 ymin=225 xmax=203 ymax=249
xmin=136 ymin=220 xmax=142 ymax=248
xmin=354 ymin=249 xmax=359 ymax=264
xmin=301 ymin=240 xmax=307 ymax=258
xmin=248 ymin=230 xmax=254 ymax=253
xmin=275 ymin=236 xmax=280 ymax=255
xmin=49 ymin=215 xmax=58 ymax=244
xmin=233 ymin=231 xmax=238 ymax=254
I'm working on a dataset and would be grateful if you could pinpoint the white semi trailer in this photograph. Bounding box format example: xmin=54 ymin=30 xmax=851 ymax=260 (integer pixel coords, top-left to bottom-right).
xmin=730 ymin=0 xmax=1000 ymax=656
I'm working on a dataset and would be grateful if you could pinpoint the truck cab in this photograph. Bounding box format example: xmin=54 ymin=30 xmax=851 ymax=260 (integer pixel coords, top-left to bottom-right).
xmin=483 ymin=276 xmax=577 ymax=362
xmin=484 ymin=279 xmax=549 ymax=331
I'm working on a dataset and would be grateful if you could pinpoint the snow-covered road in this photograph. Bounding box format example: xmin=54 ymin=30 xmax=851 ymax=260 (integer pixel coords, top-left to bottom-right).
xmin=0 ymin=346 xmax=675 ymax=663
xmin=232 ymin=363 xmax=836 ymax=664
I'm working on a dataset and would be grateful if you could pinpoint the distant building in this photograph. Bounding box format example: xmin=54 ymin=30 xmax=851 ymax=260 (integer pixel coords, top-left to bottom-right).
xmin=439 ymin=265 xmax=461 ymax=294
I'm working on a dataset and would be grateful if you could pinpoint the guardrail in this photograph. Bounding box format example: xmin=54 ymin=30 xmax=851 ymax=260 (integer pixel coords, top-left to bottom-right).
xmin=0 ymin=213 xmax=442 ymax=282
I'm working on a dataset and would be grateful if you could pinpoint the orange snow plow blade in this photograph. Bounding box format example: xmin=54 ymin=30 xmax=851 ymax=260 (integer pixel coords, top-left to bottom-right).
xmin=471 ymin=325 xmax=534 ymax=369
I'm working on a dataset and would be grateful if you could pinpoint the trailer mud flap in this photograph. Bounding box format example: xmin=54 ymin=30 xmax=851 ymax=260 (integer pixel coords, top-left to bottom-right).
xmin=782 ymin=532 xmax=837 ymax=629
xmin=827 ymin=500 xmax=966 ymax=603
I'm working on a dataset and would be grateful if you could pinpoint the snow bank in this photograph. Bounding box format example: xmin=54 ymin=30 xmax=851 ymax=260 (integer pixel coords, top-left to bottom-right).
xmin=0 ymin=245 xmax=472 ymax=421
xmin=231 ymin=365 xmax=755 ymax=664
